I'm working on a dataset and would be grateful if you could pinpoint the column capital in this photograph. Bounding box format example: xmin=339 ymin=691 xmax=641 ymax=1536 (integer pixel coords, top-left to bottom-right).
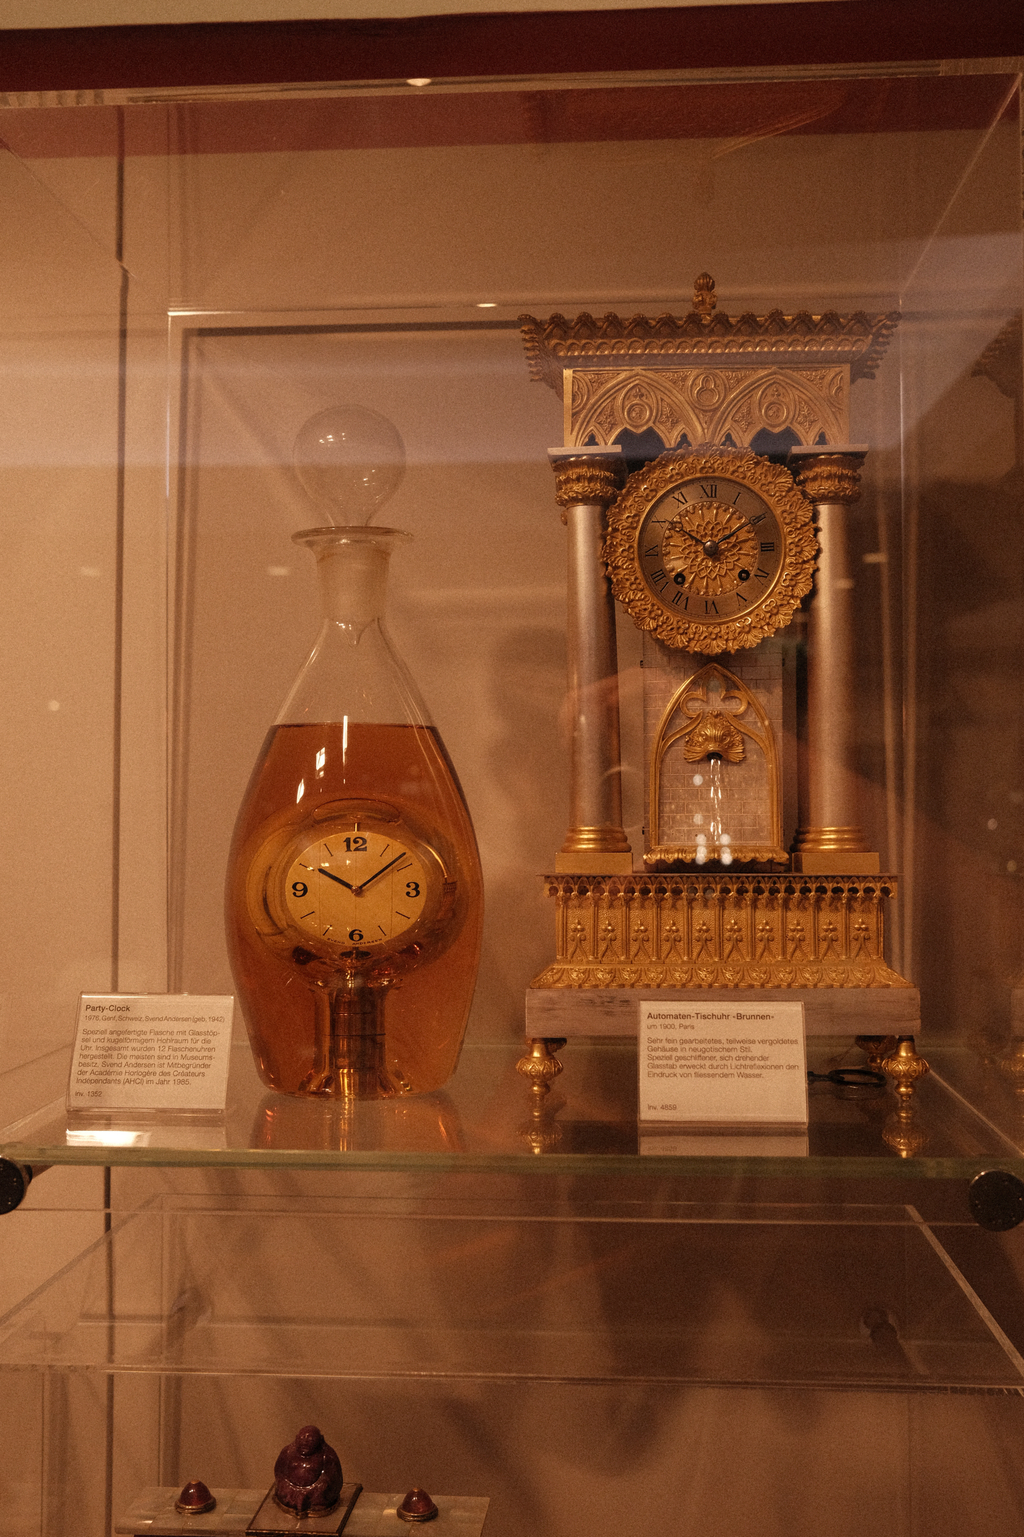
xmin=548 ymin=446 xmax=625 ymax=513
xmin=789 ymin=445 xmax=868 ymax=507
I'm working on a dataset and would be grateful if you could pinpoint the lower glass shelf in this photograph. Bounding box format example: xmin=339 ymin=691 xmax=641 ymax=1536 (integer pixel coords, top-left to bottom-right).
xmin=2 ymin=1196 xmax=1023 ymax=1537
xmin=2 ymin=1039 xmax=1024 ymax=1180
xmin=3 ymin=1197 xmax=1022 ymax=1389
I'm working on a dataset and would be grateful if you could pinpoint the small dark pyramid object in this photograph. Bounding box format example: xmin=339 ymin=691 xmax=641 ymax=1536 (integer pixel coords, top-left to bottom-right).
xmin=397 ymin=1488 xmax=438 ymax=1523
xmin=175 ymin=1480 xmax=216 ymax=1515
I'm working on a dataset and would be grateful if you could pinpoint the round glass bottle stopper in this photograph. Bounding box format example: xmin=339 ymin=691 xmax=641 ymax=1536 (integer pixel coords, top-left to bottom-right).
xmin=293 ymin=405 xmax=405 ymax=524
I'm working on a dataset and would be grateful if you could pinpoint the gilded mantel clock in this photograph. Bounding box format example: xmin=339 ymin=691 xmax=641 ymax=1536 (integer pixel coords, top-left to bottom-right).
xmin=518 ymin=275 xmax=919 ymax=1045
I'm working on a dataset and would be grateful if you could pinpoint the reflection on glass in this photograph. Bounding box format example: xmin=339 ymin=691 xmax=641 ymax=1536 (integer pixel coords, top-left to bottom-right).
xmin=251 ymin=1088 xmax=464 ymax=1153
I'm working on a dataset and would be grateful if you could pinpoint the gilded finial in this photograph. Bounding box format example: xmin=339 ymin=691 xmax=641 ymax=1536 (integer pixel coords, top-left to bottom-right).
xmin=692 ymin=272 xmax=717 ymax=323
xmin=516 ymin=1037 xmax=565 ymax=1100
xmin=882 ymin=1035 xmax=930 ymax=1104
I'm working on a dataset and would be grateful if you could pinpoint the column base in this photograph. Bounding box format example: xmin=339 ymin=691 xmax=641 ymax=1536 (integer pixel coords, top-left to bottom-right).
xmin=555 ymin=851 xmax=634 ymax=874
xmin=792 ymin=825 xmax=879 ymax=874
xmin=792 ymin=851 xmax=880 ymax=874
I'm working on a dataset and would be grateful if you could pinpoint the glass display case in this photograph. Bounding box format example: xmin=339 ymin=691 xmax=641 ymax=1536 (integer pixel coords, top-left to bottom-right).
xmin=1 ymin=17 xmax=1023 ymax=1535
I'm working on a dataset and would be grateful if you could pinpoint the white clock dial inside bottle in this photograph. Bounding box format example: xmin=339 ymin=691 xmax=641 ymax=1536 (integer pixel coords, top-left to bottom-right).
xmin=284 ymin=830 xmax=431 ymax=951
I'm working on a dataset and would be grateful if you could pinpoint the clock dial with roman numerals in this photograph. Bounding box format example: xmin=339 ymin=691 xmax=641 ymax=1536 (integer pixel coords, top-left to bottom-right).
xmin=640 ymin=476 xmax=782 ymax=617
xmin=605 ymin=448 xmax=817 ymax=654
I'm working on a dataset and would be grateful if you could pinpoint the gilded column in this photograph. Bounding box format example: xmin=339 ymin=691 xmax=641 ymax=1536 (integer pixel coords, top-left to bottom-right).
xmin=550 ymin=446 xmax=633 ymax=874
xmin=790 ymin=447 xmax=880 ymax=874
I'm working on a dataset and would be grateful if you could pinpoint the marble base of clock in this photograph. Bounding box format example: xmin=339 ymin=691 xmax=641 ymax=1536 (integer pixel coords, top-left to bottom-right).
xmin=525 ymin=985 xmax=921 ymax=1039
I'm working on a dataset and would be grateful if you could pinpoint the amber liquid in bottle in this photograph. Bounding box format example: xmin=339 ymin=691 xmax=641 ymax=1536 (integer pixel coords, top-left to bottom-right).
xmin=226 ymin=719 xmax=483 ymax=1097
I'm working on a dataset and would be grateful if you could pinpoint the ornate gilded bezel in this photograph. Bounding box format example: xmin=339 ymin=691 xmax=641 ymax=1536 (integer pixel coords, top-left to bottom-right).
xmin=605 ymin=448 xmax=817 ymax=654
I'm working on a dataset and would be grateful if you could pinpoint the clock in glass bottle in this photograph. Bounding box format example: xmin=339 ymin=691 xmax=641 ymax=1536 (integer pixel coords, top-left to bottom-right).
xmin=225 ymin=408 xmax=483 ymax=1099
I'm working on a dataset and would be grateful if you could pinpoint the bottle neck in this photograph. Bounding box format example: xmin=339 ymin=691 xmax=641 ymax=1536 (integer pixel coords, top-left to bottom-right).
xmin=293 ymin=525 xmax=412 ymax=628
xmin=277 ymin=524 xmax=429 ymax=727
xmin=317 ymin=540 xmax=387 ymax=626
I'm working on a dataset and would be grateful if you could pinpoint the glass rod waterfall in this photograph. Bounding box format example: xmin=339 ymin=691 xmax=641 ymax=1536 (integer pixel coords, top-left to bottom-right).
xmin=226 ymin=410 xmax=483 ymax=1098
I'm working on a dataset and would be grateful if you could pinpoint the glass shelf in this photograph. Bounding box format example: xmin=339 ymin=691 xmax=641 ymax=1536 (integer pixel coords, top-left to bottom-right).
xmin=3 ymin=1039 xmax=1023 ymax=1180
xmin=2 ymin=1194 xmax=1021 ymax=1393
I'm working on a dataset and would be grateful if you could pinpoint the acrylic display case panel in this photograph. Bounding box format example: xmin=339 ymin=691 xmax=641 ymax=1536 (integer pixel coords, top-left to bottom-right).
xmin=0 ymin=64 xmax=1022 ymax=1169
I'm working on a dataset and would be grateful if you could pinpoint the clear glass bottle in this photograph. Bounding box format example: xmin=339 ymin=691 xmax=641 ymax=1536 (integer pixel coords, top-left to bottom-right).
xmin=225 ymin=524 xmax=484 ymax=1099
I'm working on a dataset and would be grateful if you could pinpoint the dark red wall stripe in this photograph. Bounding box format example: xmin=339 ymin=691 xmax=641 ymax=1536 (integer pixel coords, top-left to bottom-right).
xmin=0 ymin=2 xmax=1021 ymax=95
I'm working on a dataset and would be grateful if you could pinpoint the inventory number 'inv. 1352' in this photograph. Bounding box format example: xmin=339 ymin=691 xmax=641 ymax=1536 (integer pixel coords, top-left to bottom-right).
xmin=67 ymin=994 xmax=234 ymax=1113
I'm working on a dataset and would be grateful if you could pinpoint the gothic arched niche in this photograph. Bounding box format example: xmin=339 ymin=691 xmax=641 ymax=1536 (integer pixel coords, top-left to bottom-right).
xmin=647 ymin=661 xmax=787 ymax=868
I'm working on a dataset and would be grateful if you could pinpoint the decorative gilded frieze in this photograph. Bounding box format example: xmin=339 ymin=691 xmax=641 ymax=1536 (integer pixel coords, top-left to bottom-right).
xmin=530 ymin=873 xmax=911 ymax=990
xmin=565 ymin=365 xmax=849 ymax=452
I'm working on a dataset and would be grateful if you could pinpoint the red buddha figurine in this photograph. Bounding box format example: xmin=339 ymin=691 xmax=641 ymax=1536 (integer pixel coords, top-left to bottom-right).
xmin=273 ymin=1425 xmax=344 ymax=1516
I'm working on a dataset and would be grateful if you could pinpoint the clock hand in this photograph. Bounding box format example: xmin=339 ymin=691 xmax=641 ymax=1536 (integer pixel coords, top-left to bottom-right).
xmin=669 ymin=521 xmax=706 ymax=548
xmin=317 ymin=867 xmax=355 ymax=891
xmin=352 ymin=853 xmax=408 ymax=897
